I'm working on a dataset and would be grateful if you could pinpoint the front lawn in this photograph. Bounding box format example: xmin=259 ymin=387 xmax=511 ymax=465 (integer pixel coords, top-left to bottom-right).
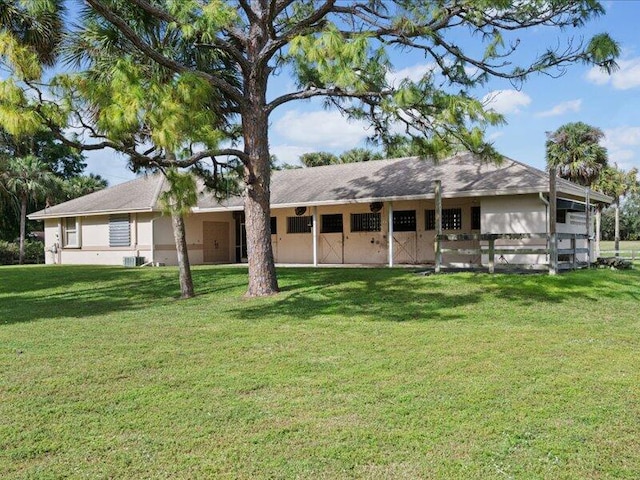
xmin=1 ymin=266 xmax=639 ymax=478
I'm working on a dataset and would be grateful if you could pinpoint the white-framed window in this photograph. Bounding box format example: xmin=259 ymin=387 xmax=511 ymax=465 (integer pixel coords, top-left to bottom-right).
xmin=63 ymin=217 xmax=80 ymax=247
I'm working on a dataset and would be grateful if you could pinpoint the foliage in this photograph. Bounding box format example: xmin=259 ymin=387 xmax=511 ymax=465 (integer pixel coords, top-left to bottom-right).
xmin=299 ymin=148 xmax=384 ymax=167
xmin=592 ymin=164 xmax=639 ymax=203
xmin=546 ymin=122 xmax=608 ymax=186
xmin=158 ymin=168 xmax=198 ymax=217
xmin=0 ymin=239 xmax=43 ymax=264
xmin=299 ymin=151 xmax=339 ymax=167
xmin=2 ymin=265 xmax=640 ymax=477
xmin=601 ymin=193 xmax=640 ymax=240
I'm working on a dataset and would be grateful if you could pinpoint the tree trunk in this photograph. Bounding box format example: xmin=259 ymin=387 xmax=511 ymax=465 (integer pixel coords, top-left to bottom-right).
xmin=242 ymin=15 xmax=279 ymax=297
xmin=171 ymin=211 xmax=195 ymax=299
xmin=19 ymin=193 xmax=27 ymax=265
xmin=614 ymin=201 xmax=620 ymax=256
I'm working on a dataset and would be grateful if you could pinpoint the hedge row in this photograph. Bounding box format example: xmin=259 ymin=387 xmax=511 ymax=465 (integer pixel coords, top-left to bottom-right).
xmin=0 ymin=240 xmax=46 ymax=265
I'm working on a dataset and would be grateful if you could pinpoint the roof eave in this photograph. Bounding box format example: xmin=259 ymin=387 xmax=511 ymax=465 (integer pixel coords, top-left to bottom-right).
xmin=28 ymin=207 xmax=157 ymax=220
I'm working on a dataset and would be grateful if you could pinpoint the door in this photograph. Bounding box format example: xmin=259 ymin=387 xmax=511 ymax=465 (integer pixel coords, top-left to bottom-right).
xmin=320 ymin=233 xmax=344 ymax=264
xmin=393 ymin=232 xmax=417 ymax=264
xmin=203 ymin=221 xmax=230 ymax=263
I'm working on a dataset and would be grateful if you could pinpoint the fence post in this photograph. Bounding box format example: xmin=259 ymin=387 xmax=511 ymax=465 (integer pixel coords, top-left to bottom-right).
xmin=549 ymin=233 xmax=557 ymax=275
xmin=488 ymin=237 xmax=495 ymax=274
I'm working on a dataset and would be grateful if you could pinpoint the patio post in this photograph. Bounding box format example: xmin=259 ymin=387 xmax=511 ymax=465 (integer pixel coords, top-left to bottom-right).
xmin=549 ymin=167 xmax=557 ymax=275
xmin=387 ymin=202 xmax=394 ymax=267
xmin=434 ymin=180 xmax=442 ymax=273
xmin=312 ymin=206 xmax=318 ymax=266
xmin=585 ymin=188 xmax=591 ymax=265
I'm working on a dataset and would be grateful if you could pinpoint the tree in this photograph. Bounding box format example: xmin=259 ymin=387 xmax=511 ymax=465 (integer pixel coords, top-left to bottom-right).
xmin=2 ymin=155 xmax=56 ymax=263
xmin=592 ymin=165 xmax=638 ymax=253
xmin=339 ymin=148 xmax=382 ymax=164
xmin=2 ymin=1 xmax=620 ymax=296
xmin=158 ymin=168 xmax=198 ymax=299
xmin=299 ymin=151 xmax=339 ymax=167
xmin=546 ymin=122 xmax=609 ymax=186
xmin=61 ymin=174 xmax=108 ymax=201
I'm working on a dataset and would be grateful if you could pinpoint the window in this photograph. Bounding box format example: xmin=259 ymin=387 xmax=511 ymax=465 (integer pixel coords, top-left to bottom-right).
xmin=109 ymin=214 xmax=131 ymax=247
xmin=392 ymin=210 xmax=416 ymax=232
xmin=287 ymin=215 xmax=312 ymax=234
xmin=270 ymin=217 xmax=277 ymax=235
xmin=425 ymin=208 xmax=463 ymax=230
xmin=63 ymin=217 xmax=79 ymax=247
xmin=471 ymin=206 xmax=481 ymax=230
xmin=321 ymin=214 xmax=343 ymax=233
xmin=351 ymin=212 xmax=381 ymax=232
xmin=425 ymin=209 xmax=436 ymax=230
xmin=556 ymin=209 xmax=567 ymax=224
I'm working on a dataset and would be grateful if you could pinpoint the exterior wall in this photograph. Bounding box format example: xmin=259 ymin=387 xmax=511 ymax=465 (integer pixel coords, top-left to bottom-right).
xmin=41 ymin=193 xmax=593 ymax=267
xmin=44 ymin=213 xmax=155 ymax=265
xmin=480 ymin=194 xmax=548 ymax=265
xmin=270 ymin=198 xmax=481 ymax=265
xmin=153 ymin=211 xmax=235 ymax=266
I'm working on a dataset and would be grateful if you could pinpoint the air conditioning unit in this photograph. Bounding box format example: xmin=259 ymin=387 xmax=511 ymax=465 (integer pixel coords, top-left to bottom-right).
xmin=123 ymin=256 xmax=145 ymax=267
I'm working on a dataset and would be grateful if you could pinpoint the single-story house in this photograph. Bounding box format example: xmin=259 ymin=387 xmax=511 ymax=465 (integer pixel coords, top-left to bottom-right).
xmin=29 ymin=153 xmax=611 ymax=268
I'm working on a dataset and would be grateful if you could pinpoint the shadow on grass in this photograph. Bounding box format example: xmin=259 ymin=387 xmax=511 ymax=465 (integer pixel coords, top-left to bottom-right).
xmin=3 ymin=265 xmax=639 ymax=326
xmin=0 ymin=265 xmax=247 ymax=325
xmin=232 ymin=268 xmax=480 ymax=322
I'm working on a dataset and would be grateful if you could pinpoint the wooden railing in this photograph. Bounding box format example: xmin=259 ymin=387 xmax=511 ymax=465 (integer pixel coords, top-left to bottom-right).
xmin=434 ymin=232 xmax=590 ymax=274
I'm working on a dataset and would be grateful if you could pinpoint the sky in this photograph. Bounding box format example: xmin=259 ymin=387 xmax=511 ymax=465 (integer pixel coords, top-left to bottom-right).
xmin=74 ymin=1 xmax=640 ymax=186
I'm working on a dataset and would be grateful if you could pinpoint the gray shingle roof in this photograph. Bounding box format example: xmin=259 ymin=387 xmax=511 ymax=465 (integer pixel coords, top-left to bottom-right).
xmin=29 ymin=153 xmax=611 ymax=219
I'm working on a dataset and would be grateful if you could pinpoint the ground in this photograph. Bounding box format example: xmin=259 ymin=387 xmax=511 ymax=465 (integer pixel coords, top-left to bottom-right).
xmin=1 ymin=265 xmax=639 ymax=479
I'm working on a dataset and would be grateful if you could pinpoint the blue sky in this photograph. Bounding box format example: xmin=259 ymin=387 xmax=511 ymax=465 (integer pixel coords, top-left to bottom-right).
xmin=79 ymin=1 xmax=640 ymax=186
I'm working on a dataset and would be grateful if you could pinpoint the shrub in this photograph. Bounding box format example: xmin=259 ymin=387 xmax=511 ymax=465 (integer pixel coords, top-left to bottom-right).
xmin=0 ymin=240 xmax=45 ymax=265
xmin=0 ymin=241 xmax=19 ymax=265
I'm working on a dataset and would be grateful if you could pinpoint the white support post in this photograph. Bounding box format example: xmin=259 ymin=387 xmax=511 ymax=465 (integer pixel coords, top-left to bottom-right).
xmin=434 ymin=180 xmax=442 ymax=273
xmin=585 ymin=188 xmax=591 ymax=265
xmin=388 ymin=202 xmax=394 ymax=267
xmin=312 ymin=206 xmax=318 ymax=266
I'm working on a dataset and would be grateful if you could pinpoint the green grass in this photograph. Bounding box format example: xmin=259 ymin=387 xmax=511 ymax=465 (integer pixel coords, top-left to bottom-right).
xmin=1 ymin=265 xmax=640 ymax=479
xmin=600 ymin=240 xmax=640 ymax=253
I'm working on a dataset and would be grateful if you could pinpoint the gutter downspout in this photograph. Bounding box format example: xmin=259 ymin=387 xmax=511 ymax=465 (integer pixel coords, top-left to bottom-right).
xmin=539 ymin=192 xmax=549 ymax=262
xmin=150 ymin=215 xmax=162 ymax=266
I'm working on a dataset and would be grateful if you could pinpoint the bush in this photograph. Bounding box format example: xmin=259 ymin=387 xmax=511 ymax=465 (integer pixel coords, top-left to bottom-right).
xmin=0 ymin=240 xmax=45 ymax=265
xmin=0 ymin=241 xmax=19 ymax=265
xmin=24 ymin=240 xmax=45 ymax=264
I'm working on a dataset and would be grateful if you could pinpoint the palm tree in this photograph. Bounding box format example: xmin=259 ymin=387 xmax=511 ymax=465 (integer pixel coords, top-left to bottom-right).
xmin=62 ymin=174 xmax=107 ymax=200
xmin=0 ymin=0 xmax=64 ymax=67
xmin=158 ymin=167 xmax=198 ymax=299
xmin=2 ymin=155 xmax=56 ymax=264
xmin=546 ymin=122 xmax=608 ymax=186
xmin=592 ymin=165 xmax=639 ymax=254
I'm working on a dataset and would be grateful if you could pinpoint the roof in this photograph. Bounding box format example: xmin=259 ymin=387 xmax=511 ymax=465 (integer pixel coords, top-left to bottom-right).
xmin=28 ymin=153 xmax=612 ymax=219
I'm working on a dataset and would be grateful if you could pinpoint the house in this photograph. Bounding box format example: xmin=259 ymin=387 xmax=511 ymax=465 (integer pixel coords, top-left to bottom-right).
xmin=28 ymin=153 xmax=611 ymax=268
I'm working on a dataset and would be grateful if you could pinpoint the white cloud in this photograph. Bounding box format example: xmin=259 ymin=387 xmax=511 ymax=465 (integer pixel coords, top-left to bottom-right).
xmin=482 ymin=89 xmax=532 ymax=115
xmin=386 ymin=63 xmax=435 ymax=87
xmin=603 ymin=126 xmax=640 ymax=169
xmin=535 ymin=99 xmax=582 ymax=118
xmin=586 ymin=57 xmax=640 ymax=90
xmin=273 ymin=109 xmax=371 ymax=149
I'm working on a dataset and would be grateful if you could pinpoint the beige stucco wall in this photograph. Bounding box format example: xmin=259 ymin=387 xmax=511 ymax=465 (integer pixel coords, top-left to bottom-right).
xmin=44 ymin=213 xmax=155 ymax=265
xmin=40 ymin=193 xmax=593 ymax=267
xmin=152 ymin=211 xmax=235 ymax=266
xmin=480 ymin=194 xmax=548 ymax=265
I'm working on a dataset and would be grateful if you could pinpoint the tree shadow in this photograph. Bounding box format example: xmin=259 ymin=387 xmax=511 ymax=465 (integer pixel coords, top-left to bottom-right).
xmin=0 ymin=265 xmax=247 ymax=325
xmin=231 ymin=268 xmax=481 ymax=323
